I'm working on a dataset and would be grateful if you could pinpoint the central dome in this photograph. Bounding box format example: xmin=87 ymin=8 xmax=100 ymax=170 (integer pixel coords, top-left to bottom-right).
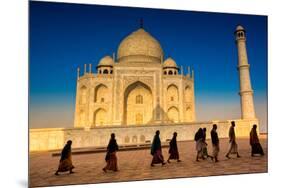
xmin=117 ymin=28 xmax=163 ymax=63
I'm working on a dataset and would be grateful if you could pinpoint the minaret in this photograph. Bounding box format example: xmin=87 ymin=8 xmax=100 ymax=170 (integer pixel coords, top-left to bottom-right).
xmin=77 ymin=67 xmax=80 ymax=80
xmin=84 ymin=64 xmax=87 ymax=75
xmin=89 ymin=64 xmax=92 ymax=73
xmin=187 ymin=66 xmax=191 ymax=77
xmin=235 ymin=25 xmax=256 ymax=119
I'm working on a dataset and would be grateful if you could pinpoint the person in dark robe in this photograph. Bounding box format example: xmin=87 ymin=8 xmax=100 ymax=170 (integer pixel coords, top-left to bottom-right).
xmin=211 ymin=124 xmax=220 ymax=162
xmin=225 ymin=121 xmax=241 ymax=158
xmin=103 ymin=133 xmax=119 ymax=172
xmin=151 ymin=130 xmax=166 ymax=166
xmin=55 ymin=140 xmax=75 ymax=175
xmin=194 ymin=128 xmax=204 ymax=161
xmin=202 ymin=127 xmax=213 ymax=160
xmin=250 ymin=124 xmax=264 ymax=156
xmin=167 ymin=132 xmax=181 ymax=163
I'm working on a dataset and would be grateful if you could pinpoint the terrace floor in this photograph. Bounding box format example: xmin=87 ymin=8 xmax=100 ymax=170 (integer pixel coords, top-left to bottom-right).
xmin=29 ymin=137 xmax=268 ymax=187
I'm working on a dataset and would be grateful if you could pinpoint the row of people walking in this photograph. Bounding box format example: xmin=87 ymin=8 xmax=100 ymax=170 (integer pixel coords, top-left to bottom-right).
xmin=54 ymin=121 xmax=264 ymax=175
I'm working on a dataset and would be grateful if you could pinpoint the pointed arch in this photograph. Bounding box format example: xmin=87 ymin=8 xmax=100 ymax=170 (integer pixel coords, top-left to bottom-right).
xmin=167 ymin=84 xmax=179 ymax=103
xmin=94 ymin=84 xmax=108 ymax=103
xmin=185 ymin=84 xmax=192 ymax=103
xmin=93 ymin=108 xmax=107 ymax=126
xmin=167 ymin=106 xmax=179 ymax=123
xmin=123 ymin=81 xmax=153 ymax=125
xmin=79 ymin=85 xmax=87 ymax=104
xmin=167 ymin=84 xmax=178 ymax=91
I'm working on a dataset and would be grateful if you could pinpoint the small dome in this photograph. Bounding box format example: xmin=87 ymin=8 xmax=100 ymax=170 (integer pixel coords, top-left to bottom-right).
xmin=117 ymin=28 xmax=163 ymax=63
xmin=163 ymin=57 xmax=177 ymax=68
xmin=98 ymin=56 xmax=114 ymax=66
xmin=236 ymin=25 xmax=245 ymax=31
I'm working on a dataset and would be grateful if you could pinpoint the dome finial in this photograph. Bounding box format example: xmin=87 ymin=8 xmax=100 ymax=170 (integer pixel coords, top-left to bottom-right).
xmin=140 ymin=18 xmax=143 ymax=28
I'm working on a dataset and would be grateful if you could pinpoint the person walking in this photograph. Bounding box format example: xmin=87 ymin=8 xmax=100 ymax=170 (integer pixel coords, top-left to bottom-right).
xmin=211 ymin=124 xmax=220 ymax=162
xmin=225 ymin=121 xmax=241 ymax=158
xmin=194 ymin=128 xmax=204 ymax=161
xmin=151 ymin=130 xmax=166 ymax=166
xmin=202 ymin=127 xmax=213 ymax=160
xmin=167 ymin=132 xmax=181 ymax=163
xmin=103 ymin=133 xmax=119 ymax=172
xmin=55 ymin=140 xmax=75 ymax=175
xmin=250 ymin=124 xmax=264 ymax=156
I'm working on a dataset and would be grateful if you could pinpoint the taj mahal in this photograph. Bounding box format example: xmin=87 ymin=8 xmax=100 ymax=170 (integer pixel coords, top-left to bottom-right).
xmin=74 ymin=26 xmax=195 ymax=128
xmin=30 ymin=24 xmax=259 ymax=151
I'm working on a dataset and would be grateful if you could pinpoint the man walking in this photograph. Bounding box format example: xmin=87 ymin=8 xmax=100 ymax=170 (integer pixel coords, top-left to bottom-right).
xmin=211 ymin=124 xmax=219 ymax=162
xmin=225 ymin=121 xmax=241 ymax=158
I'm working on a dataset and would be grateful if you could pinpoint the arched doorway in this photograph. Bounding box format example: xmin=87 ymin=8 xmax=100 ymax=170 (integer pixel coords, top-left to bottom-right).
xmin=123 ymin=81 xmax=153 ymax=125
xmin=167 ymin=84 xmax=179 ymax=103
xmin=167 ymin=106 xmax=179 ymax=123
xmin=94 ymin=84 xmax=108 ymax=103
xmin=94 ymin=108 xmax=107 ymax=126
xmin=79 ymin=85 xmax=87 ymax=104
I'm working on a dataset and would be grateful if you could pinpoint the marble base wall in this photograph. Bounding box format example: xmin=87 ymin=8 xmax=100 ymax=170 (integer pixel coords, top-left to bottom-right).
xmin=29 ymin=119 xmax=259 ymax=151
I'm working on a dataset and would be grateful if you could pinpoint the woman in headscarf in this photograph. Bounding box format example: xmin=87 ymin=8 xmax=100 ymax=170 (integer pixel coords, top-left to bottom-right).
xmin=194 ymin=128 xmax=204 ymax=161
xmin=151 ymin=130 xmax=166 ymax=166
xmin=167 ymin=132 xmax=181 ymax=163
xmin=250 ymin=124 xmax=264 ymax=156
xmin=103 ymin=133 xmax=119 ymax=172
xmin=55 ymin=140 xmax=75 ymax=175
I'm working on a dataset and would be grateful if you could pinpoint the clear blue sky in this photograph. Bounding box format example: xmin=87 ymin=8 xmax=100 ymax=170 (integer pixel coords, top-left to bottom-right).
xmin=29 ymin=1 xmax=268 ymax=132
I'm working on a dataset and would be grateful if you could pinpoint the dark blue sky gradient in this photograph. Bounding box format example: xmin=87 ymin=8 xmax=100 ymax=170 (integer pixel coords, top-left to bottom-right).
xmin=29 ymin=1 xmax=267 ymax=130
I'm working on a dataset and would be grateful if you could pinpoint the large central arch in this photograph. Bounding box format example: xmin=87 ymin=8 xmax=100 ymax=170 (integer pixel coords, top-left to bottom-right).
xmin=123 ymin=81 xmax=153 ymax=125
